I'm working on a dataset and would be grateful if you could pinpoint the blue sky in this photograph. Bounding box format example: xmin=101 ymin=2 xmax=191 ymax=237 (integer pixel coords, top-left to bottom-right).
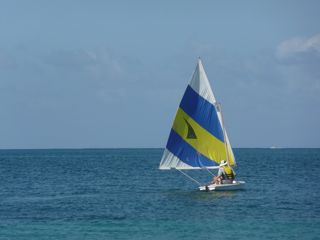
xmin=0 ymin=0 xmax=319 ymax=148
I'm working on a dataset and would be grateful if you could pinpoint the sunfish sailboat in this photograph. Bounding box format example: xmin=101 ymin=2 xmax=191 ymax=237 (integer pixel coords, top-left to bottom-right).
xmin=159 ymin=59 xmax=245 ymax=191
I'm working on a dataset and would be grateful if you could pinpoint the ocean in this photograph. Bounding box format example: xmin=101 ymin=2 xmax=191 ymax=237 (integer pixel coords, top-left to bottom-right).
xmin=0 ymin=148 xmax=319 ymax=240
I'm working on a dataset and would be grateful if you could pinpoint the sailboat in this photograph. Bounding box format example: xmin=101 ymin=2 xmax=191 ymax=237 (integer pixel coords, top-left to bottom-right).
xmin=159 ymin=59 xmax=245 ymax=191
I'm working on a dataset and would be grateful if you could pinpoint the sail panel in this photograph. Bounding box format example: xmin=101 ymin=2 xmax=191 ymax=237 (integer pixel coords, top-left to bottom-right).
xmin=172 ymin=108 xmax=228 ymax=162
xmin=189 ymin=59 xmax=216 ymax=105
xmin=163 ymin=129 xmax=217 ymax=169
xmin=179 ymin=85 xmax=224 ymax=142
xmin=159 ymin=149 xmax=218 ymax=170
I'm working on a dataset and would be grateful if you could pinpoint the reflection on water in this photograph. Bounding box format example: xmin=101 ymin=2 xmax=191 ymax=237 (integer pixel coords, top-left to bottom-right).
xmin=163 ymin=188 xmax=237 ymax=201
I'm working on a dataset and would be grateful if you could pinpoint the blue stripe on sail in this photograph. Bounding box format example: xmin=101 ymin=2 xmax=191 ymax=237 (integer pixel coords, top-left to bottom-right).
xmin=166 ymin=129 xmax=218 ymax=168
xmin=179 ymin=85 xmax=224 ymax=142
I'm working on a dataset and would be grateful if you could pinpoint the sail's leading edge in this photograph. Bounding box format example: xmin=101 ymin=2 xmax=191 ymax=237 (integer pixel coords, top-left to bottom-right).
xmin=159 ymin=59 xmax=235 ymax=170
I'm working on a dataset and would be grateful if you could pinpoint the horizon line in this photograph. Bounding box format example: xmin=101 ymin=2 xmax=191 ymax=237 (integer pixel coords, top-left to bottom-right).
xmin=0 ymin=147 xmax=319 ymax=151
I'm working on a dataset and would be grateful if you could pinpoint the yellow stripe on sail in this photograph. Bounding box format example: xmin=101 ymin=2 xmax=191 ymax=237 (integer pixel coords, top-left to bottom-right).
xmin=172 ymin=108 xmax=235 ymax=165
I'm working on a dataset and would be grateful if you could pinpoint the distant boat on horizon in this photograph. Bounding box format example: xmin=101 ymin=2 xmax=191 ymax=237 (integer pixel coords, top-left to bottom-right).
xmin=270 ymin=146 xmax=282 ymax=149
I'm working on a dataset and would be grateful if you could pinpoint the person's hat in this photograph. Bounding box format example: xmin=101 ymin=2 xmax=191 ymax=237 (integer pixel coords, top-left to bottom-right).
xmin=220 ymin=160 xmax=227 ymax=166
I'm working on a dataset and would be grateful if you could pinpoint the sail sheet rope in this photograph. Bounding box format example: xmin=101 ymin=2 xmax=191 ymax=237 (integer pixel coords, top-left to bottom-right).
xmin=203 ymin=167 xmax=215 ymax=176
xmin=177 ymin=169 xmax=202 ymax=186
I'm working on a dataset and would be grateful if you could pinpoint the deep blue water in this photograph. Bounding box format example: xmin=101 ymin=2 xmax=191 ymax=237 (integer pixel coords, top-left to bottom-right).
xmin=0 ymin=148 xmax=319 ymax=240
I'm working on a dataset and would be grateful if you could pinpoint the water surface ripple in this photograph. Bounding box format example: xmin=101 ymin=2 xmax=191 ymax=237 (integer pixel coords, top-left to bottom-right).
xmin=0 ymin=148 xmax=319 ymax=239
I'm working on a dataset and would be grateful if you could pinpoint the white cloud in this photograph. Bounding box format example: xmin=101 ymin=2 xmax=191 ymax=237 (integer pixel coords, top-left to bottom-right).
xmin=276 ymin=33 xmax=320 ymax=59
xmin=274 ymin=34 xmax=320 ymax=99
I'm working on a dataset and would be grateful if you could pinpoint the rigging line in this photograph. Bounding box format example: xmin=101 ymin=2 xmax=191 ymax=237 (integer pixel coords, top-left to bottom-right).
xmin=203 ymin=167 xmax=215 ymax=176
xmin=176 ymin=169 xmax=202 ymax=186
xmin=231 ymin=166 xmax=236 ymax=175
xmin=197 ymin=150 xmax=215 ymax=177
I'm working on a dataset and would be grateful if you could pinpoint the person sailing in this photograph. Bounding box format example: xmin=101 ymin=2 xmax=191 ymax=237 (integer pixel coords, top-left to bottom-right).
xmin=212 ymin=160 xmax=235 ymax=184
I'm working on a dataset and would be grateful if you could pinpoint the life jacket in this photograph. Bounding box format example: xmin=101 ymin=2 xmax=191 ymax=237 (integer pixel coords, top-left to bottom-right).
xmin=223 ymin=166 xmax=235 ymax=180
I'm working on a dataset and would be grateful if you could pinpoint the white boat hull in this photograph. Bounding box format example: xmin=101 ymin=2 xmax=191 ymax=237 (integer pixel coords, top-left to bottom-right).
xmin=199 ymin=181 xmax=245 ymax=191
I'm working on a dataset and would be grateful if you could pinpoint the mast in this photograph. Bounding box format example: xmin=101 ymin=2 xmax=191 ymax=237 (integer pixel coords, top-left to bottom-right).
xmin=216 ymin=102 xmax=230 ymax=166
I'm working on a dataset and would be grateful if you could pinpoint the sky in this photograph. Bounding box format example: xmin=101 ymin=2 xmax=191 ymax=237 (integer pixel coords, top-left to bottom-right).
xmin=0 ymin=0 xmax=319 ymax=148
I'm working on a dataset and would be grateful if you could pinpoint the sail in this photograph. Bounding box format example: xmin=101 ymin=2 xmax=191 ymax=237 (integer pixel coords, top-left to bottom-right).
xmin=159 ymin=59 xmax=235 ymax=170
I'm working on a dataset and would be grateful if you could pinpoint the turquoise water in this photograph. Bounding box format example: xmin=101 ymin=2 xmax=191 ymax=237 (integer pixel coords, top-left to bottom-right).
xmin=0 ymin=148 xmax=319 ymax=239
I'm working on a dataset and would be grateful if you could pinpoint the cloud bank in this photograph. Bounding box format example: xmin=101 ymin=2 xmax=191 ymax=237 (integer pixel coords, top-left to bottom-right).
xmin=276 ymin=33 xmax=320 ymax=59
